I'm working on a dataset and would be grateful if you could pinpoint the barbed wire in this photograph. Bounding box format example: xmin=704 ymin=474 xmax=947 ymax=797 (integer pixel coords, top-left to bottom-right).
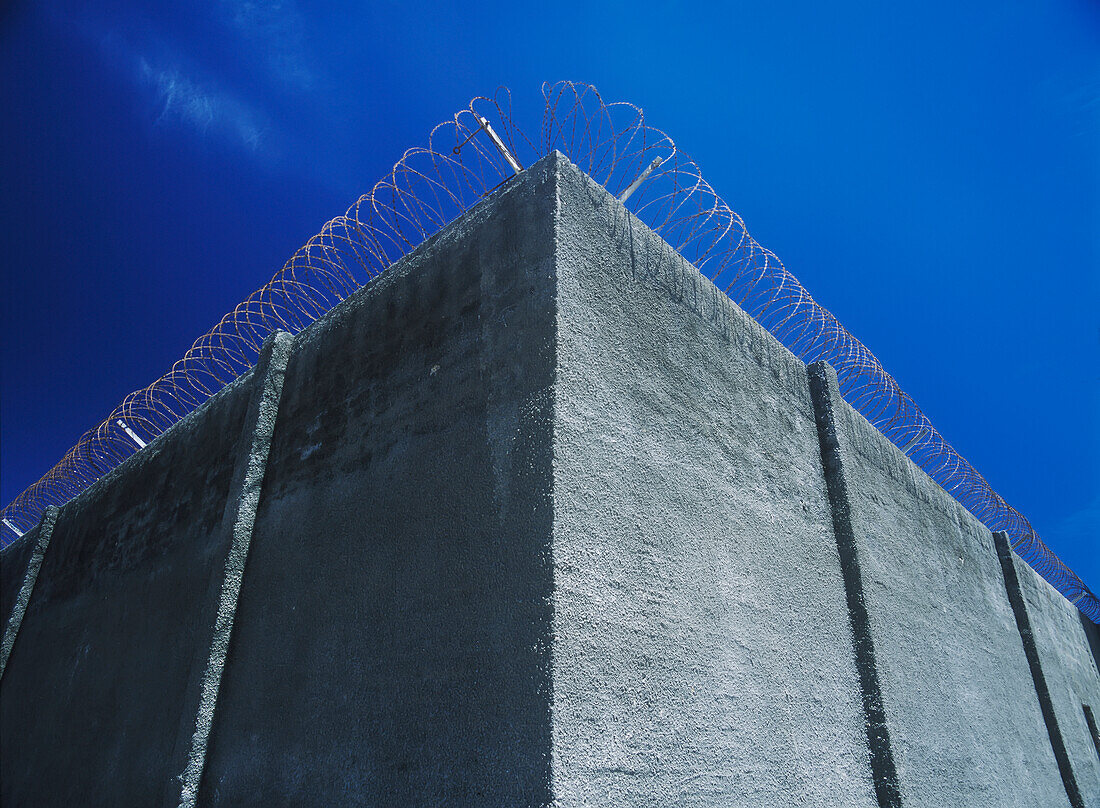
xmin=3 ymin=81 xmax=1095 ymax=623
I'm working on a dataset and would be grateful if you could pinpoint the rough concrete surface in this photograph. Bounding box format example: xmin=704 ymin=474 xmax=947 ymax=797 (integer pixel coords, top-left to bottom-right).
xmin=177 ymin=331 xmax=295 ymax=808
xmin=0 ymin=373 xmax=253 ymax=808
xmin=0 ymin=506 xmax=59 ymax=678
xmin=994 ymin=530 xmax=1084 ymax=806
xmin=1013 ymin=554 xmax=1100 ymax=804
xmin=551 ymin=155 xmax=876 ymax=807
xmin=808 ymin=361 xmax=901 ymax=807
xmin=2 ymin=150 xmax=1096 ymax=808
xmin=819 ymin=361 xmax=1071 ymax=806
xmin=195 ymin=156 xmax=559 ymax=806
xmin=1081 ymin=617 xmax=1100 ymax=679
xmin=1 ymin=528 xmax=38 ymax=636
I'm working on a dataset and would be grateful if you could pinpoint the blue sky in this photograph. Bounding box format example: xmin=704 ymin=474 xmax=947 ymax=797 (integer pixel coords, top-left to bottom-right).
xmin=1 ymin=0 xmax=1097 ymax=588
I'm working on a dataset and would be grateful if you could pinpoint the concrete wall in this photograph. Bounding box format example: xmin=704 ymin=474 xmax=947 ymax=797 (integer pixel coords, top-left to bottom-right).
xmin=1 ymin=372 xmax=254 ymax=807
xmin=551 ymin=157 xmax=875 ymax=806
xmin=1 ymin=529 xmax=36 ymax=634
xmin=194 ymin=157 xmax=559 ymax=807
xmin=1013 ymin=554 xmax=1100 ymax=804
xmin=0 ymin=505 xmax=58 ymax=678
xmin=1 ymin=151 xmax=1097 ymax=807
xmin=811 ymin=360 xmax=1074 ymax=807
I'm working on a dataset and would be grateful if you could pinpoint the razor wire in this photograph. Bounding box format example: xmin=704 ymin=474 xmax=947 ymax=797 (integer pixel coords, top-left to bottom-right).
xmin=2 ymin=81 xmax=1095 ymax=623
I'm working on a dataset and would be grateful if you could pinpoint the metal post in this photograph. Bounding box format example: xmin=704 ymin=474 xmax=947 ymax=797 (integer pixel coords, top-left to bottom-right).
xmin=478 ymin=116 xmax=523 ymax=175
xmin=116 ymin=419 xmax=148 ymax=449
xmin=619 ymin=156 xmax=663 ymax=203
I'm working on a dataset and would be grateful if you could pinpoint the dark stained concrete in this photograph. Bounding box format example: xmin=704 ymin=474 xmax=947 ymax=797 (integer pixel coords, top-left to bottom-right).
xmin=177 ymin=331 xmax=296 ymax=808
xmin=0 ymin=505 xmax=59 ymax=677
xmin=196 ymin=157 xmax=559 ymax=807
xmin=0 ymin=373 xmax=253 ymax=807
xmin=1 ymin=527 xmax=36 ymax=635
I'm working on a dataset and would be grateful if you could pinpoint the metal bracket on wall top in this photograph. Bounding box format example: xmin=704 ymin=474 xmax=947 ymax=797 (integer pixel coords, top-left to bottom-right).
xmin=619 ymin=156 xmax=663 ymax=203
xmin=116 ymin=419 xmax=148 ymax=449
xmin=453 ymin=116 xmax=523 ymax=176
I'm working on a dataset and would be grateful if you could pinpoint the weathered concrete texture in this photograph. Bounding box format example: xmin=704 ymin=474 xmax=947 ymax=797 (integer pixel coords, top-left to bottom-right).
xmin=994 ymin=530 xmax=1084 ymax=806
xmin=178 ymin=331 xmax=295 ymax=808
xmin=551 ymin=157 xmax=876 ymax=806
xmin=1 ymin=526 xmax=41 ymax=642
xmin=807 ymin=362 xmax=901 ymax=806
xmin=196 ymin=156 xmax=559 ymax=806
xmin=3 ymin=149 xmax=1095 ymax=807
xmin=1012 ymin=552 xmax=1100 ymax=804
xmin=813 ymin=361 xmax=1071 ymax=806
xmin=0 ymin=506 xmax=59 ymax=677
xmin=0 ymin=373 xmax=254 ymax=808
xmin=1081 ymin=617 xmax=1100 ymax=680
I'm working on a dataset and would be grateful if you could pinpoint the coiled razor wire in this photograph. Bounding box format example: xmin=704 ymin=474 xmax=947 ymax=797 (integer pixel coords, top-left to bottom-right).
xmin=2 ymin=81 xmax=1096 ymax=623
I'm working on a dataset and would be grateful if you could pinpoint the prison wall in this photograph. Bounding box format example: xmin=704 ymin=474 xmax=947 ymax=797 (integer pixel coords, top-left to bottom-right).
xmin=810 ymin=361 xmax=1076 ymax=807
xmin=550 ymin=157 xmax=875 ymax=806
xmin=1011 ymin=551 xmax=1100 ymax=803
xmin=1 ymin=371 xmax=255 ymax=807
xmin=192 ymin=149 xmax=560 ymax=807
xmin=1 ymin=525 xmax=38 ymax=640
xmin=1 ymin=152 xmax=1098 ymax=807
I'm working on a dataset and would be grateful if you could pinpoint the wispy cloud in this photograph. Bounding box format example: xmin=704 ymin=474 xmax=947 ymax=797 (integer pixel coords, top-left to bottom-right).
xmin=47 ymin=2 xmax=311 ymax=160
xmin=42 ymin=0 xmax=361 ymax=196
xmin=137 ymin=56 xmax=268 ymax=153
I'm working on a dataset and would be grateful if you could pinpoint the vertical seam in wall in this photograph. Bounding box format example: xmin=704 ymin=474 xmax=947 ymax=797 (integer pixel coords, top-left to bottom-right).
xmin=175 ymin=331 xmax=294 ymax=808
xmin=806 ymin=362 xmax=902 ymax=808
xmin=1079 ymin=614 xmax=1100 ymax=680
xmin=547 ymin=148 xmax=563 ymax=806
xmin=994 ymin=530 xmax=1084 ymax=807
xmin=1083 ymin=705 xmax=1100 ymax=764
xmin=0 ymin=505 xmax=60 ymax=680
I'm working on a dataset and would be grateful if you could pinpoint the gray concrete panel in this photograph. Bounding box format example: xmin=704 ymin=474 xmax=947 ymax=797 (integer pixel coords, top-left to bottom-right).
xmin=808 ymin=361 xmax=901 ymax=806
xmin=196 ymin=159 xmax=559 ymax=806
xmin=1081 ymin=617 xmax=1100 ymax=682
xmin=0 ymin=374 xmax=253 ymax=808
xmin=818 ymin=361 xmax=1069 ymax=806
xmin=551 ymin=156 xmax=876 ymax=806
xmin=0 ymin=506 xmax=59 ymax=677
xmin=1 ymin=149 xmax=1093 ymax=806
xmin=1 ymin=526 xmax=41 ymax=642
xmin=993 ymin=530 xmax=1083 ymax=806
xmin=177 ymin=331 xmax=295 ymax=808
xmin=1014 ymin=555 xmax=1100 ymax=804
